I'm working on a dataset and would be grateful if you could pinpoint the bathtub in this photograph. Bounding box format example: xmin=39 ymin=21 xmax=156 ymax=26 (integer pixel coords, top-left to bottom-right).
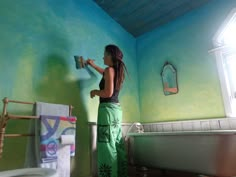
xmin=127 ymin=130 xmax=236 ymax=177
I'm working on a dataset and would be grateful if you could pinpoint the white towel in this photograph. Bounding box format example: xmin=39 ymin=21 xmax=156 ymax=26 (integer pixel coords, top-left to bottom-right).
xmin=57 ymin=145 xmax=71 ymax=177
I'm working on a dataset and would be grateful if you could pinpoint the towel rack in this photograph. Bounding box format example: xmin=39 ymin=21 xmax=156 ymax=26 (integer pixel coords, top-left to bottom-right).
xmin=0 ymin=97 xmax=74 ymax=159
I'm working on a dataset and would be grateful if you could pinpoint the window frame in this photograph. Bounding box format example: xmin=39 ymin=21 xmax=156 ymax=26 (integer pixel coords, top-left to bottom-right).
xmin=211 ymin=8 xmax=236 ymax=118
xmin=214 ymin=48 xmax=236 ymax=117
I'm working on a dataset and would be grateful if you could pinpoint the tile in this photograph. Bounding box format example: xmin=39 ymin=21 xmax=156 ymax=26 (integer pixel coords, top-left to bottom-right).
xmin=200 ymin=121 xmax=210 ymax=131
xmin=192 ymin=121 xmax=201 ymax=131
xmin=143 ymin=124 xmax=150 ymax=132
xmin=209 ymin=120 xmax=220 ymax=130
xmin=182 ymin=121 xmax=193 ymax=131
xmin=219 ymin=119 xmax=230 ymax=130
xmin=156 ymin=124 xmax=163 ymax=132
xmin=172 ymin=122 xmax=182 ymax=131
xmin=163 ymin=123 xmax=172 ymax=132
xmin=151 ymin=124 xmax=157 ymax=132
xmin=122 ymin=125 xmax=130 ymax=137
xmin=228 ymin=118 xmax=236 ymax=129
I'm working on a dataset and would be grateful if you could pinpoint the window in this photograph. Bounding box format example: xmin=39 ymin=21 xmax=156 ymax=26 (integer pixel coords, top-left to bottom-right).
xmin=211 ymin=9 xmax=236 ymax=117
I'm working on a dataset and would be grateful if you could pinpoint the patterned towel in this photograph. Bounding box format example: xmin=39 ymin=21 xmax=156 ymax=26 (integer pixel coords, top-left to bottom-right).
xmin=40 ymin=115 xmax=76 ymax=162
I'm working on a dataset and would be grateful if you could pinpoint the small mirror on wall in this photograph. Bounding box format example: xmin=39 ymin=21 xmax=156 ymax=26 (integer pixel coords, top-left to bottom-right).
xmin=161 ymin=62 xmax=178 ymax=96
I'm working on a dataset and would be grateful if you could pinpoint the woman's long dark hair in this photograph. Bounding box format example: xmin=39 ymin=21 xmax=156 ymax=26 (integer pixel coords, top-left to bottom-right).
xmin=105 ymin=44 xmax=128 ymax=90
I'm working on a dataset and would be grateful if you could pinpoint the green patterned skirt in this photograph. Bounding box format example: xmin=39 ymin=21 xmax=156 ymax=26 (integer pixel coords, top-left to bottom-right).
xmin=97 ymin=103 xmax=128 ymax=177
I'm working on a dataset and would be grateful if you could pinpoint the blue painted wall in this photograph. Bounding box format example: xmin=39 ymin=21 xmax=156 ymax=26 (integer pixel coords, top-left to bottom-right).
xmin=1 ymin=0 xmax=236 ymax=175
xmin=0 ymin=0 xmax=140 ymax=176
xmin=137 ymin=0 xmax=236 ymax=122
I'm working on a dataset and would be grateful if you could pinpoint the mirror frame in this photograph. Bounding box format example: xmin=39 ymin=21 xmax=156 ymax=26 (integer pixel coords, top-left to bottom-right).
xmin=161 ymin=62 xmax=178 ymax=96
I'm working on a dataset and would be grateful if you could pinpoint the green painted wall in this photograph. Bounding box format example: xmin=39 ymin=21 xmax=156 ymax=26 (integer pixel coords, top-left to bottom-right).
xmin=137 ymin=0 xmax=236 ymax=123
xmin=1 ymin=0 xmax=236 ymax=175
xmin=0 ymin=0 xmax=140 ymax=176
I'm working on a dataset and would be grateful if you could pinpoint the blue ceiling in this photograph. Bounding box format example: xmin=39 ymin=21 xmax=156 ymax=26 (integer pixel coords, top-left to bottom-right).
xmin=94 ymin=0 xmax=211 ymax=37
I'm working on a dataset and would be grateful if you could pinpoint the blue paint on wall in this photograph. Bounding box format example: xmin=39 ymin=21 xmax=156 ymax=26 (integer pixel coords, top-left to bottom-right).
xmin=1 ymin=0 xmax=236 ymax=175
xmin=0 ymin=0 xmax=139 ymax=176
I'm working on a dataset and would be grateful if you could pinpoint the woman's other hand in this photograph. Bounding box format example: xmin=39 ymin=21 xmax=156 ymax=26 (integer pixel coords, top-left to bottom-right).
xmin=90 ymin=90 xmax=97 ymax=98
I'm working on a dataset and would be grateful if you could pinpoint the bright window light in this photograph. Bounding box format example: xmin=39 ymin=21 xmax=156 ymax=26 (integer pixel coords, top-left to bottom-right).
xmin=223 ymin=23 xmax=236 ymax=46
xmin=212 ymin=8 xmax=236 ymax=117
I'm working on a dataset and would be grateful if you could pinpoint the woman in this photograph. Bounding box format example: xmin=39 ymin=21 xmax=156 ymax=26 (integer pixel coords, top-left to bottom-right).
xmin=87 ymin=44 xmax=128 ymax=177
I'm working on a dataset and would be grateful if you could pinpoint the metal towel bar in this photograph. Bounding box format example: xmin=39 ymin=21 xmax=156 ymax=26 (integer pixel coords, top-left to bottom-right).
xmin=0 ymin=97 xmax=74 ymax=159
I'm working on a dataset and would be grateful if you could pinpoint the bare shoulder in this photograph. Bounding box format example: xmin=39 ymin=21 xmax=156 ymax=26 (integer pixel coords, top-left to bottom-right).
xmin=104 ymin=67 xmax=115 ymax=77
xmin=105 ymin=67 xmax=115 ymax=73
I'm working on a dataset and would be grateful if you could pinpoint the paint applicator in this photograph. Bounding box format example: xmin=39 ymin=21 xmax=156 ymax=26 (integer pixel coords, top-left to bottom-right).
xmin=74 ymin=56 xmax=84 ymax=69
xmin=74 ymin=56 xmax=95 ymax=69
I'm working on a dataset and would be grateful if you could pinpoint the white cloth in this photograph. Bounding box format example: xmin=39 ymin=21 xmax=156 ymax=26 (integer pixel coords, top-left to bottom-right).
xmin=57 ymin=145 xmax=71 ymax=177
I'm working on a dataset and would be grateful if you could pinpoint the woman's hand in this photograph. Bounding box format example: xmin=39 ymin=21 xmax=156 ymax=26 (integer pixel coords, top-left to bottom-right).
xmin=86 ymin=59 xmax=104 ymax=75
xmin=86 ymin=59 xmax=95 ymax=67
xmin=90 ymin=89 xmax=98 ymax=98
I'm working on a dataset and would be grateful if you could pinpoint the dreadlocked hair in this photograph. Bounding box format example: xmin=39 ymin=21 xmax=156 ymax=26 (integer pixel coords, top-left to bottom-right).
xmin=105 ymin=44 xmax=129 ymax=90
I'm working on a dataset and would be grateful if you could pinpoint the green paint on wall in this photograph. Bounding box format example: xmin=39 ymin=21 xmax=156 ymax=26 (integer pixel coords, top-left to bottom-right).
xmin=136 ymin=0 xmax=236 ymax=122
xmin=0 ymin=0 xmax=139 ymax=176
xmin=1 ymin=0 xmax=235 ymax=175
